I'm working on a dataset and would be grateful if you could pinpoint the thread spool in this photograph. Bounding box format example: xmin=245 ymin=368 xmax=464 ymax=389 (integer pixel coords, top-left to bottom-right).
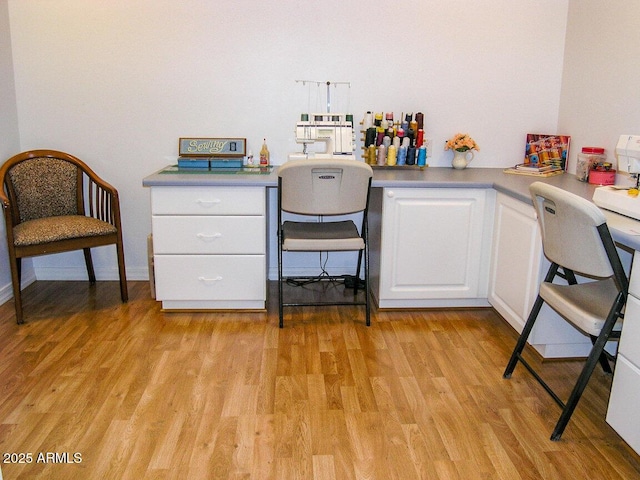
xmin=374 ymin=112 xmax=383 ymax=127
xmin=402 ymin=137 xmax=411 ymax=148
xmin=415 ymin=112 xmax=424 ymax=130
xmin=397 ymin=127 xmax=404 ymax=139
xmin=397 ymin=146 xmax=407 ymax=165
xmin=385 ymin=112 xmax=394 ymax=124
xmin=363 ymin=111 xmax=373 ymax=130
xmin=392 ymin=136 xmax=401 ymax=150
xmin=410 ymin=121 xmax=418 ymax=138
xmin=407 ymin=129 xmax=415 ymax=146
xmin=381 ymin=119 xmax=389 ymax=130
xmin=402 ymin=121 xmax=409 ymax=132
xmin=407 ymin=146 xmax=416 ymax=165
xmin=416 ymin=129 xmax=424 ymax=147
xmin=377 ymin=145 xmax=387 ymax=166
xmin=383 ymin=135 xmax=392 ymax=148
xmin=376 ymin=128 xmax=385 ymax=146
xmin=365 ymin=127 xmax=377 ymax=147
xmin=417 ymin=146 xmax=427 ymax=166
xmin=405 ymin=113 xmax=413 ymax=122
xmin=387 ymin=145 xmax=397 ymax=166
xmin=367 ymin=145 xmax=377 ymax=165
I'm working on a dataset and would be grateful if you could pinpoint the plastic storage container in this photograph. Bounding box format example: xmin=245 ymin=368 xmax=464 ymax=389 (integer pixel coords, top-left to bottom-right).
xmin=576 ymin=147 xmax=606 ymax=182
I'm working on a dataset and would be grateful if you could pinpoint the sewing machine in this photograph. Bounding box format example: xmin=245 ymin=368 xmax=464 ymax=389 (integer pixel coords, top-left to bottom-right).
xmin=593 ymin=135 xmax=640 ymax=220
xmin=288 ymin=113 xmax=356 ymax=161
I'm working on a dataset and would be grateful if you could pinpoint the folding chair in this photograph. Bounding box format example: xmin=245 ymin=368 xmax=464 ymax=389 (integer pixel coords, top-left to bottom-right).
xmin=503 ymin=182 xmax=627 ymax=440
xmin=277 ymin=159 xmax=372 ymax=328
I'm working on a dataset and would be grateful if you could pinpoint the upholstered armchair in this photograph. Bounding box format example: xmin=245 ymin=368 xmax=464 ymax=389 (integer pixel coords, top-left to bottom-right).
xmin=0 ymin=150 xmax=128 ymax=323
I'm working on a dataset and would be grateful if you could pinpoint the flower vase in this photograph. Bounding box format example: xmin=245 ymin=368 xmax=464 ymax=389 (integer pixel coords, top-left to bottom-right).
xmin=452 ymin=149 xmax=474 ymax=169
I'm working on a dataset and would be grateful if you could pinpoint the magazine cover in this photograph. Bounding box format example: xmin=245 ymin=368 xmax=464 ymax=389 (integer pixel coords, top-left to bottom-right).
xmin=524 ymin=133 xmax=571 ymax=170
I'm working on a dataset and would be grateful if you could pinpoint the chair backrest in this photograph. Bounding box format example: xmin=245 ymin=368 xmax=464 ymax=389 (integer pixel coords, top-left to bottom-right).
xmin=278 ymin=159 xmax=373 ymax=216
xmin=6 ymin=157 xmax=79 ymax=223
xmin=530 ymin=181 xmax=620 ymax=279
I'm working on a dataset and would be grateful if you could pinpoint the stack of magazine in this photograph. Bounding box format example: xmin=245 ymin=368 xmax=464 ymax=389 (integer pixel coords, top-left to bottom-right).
xmin=504 ymin=162 xmax=564 ymax=177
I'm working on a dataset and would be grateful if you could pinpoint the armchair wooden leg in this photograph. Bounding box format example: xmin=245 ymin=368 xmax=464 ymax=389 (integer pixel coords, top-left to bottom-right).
xmin=83 ymin=248 xmax=96 ymax=284
xmin=116 ymin=240 xmax=128 ymax=303
xmin=9 ymin=256 xmax=24 ymax=324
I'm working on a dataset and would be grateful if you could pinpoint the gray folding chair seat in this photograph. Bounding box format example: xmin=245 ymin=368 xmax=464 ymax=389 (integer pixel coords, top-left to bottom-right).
xmin=277 ymin=159 xmax=373 ymax=328
xmin=503 ymin=181 xmax=627 ymax=441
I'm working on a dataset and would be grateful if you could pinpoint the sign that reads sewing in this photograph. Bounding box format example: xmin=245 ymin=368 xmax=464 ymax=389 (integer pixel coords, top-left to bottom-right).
xmin=179 ymin=138 xmax=246 ymax=157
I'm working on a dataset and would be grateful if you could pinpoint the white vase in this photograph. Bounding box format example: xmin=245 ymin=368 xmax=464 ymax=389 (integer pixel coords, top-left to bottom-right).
xmin=452 ymin=149 xmax=474 ymax=169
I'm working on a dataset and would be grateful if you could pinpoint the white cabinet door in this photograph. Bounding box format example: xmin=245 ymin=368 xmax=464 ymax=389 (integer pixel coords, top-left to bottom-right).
xmin=488 ymin=191 xmax=542 ymax=332
xmin=376 ymin=188 xmax=492 ymax=307
xmin=488 ymin=192 xmax=592 ymax=358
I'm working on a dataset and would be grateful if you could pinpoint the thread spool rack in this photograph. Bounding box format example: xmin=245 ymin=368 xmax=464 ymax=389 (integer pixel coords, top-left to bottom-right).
xmin=360 ymin=111 xmax=428 ymax=169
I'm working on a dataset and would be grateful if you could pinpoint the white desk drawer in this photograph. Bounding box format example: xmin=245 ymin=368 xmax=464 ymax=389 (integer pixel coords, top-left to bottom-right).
xmin=154 ymin=255 xmax=265 ymax=301
xmin=151 ymin=186 xmax=265 ymax=215
xmin=152 ymin=216 xmax=265 ymax=254
xmin=607 ymin=355 xmax=640 ymax=453
xmin=620 ymin=294 xmax=640 ymax=366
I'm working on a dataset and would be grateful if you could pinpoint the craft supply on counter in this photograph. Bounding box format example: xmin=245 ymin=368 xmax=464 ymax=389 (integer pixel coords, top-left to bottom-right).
xmin=589 ymin=162 xmax=615 ymax=185
xmin=259 ymin=139 xmax=270 ymax=166
xmin=576 ymin=146 xmax=606 ymax=182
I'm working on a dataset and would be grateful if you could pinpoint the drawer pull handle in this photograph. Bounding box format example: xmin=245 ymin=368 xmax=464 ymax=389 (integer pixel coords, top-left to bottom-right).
xmin=198 ymin=276 xmax=223 ymax=283
xmin=196 ymin=199 xmax=222 ymax=207
xmin=196 ymin=233 xmax=222 ymax=241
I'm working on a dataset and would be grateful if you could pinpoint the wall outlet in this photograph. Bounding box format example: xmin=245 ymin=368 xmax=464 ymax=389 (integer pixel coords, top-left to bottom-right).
xmin=425 ymin=138 xmax=433 ymax=157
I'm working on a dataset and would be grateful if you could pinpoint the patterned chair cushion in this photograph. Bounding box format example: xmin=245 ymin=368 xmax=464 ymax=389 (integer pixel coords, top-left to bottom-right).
xmin=8 ymin=157 xmax=78 ymax=222
xmin=13 ymin=215 xmax=117 ymax=247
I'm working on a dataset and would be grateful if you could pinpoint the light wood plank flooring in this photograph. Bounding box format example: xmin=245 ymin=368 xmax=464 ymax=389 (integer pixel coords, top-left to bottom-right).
xmin=0 ymin=280 xmax=639 ymax=479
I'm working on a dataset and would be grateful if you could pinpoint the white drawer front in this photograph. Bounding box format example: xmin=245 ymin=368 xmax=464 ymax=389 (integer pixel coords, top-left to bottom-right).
xmin=154 ymin=255 xmax=265 ymax=301
xmin=151 ymin=186 xmax=265 ymax=215
xmin=152 ymin=216 xmax=265 ymax=254
xmin=620 ymin=294 xmax=640 ymax=366
xmin=607 ymin=355 xmax=640 ymax=453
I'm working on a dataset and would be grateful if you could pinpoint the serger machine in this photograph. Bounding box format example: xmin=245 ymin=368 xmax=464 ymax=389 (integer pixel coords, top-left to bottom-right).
xmin=593 ymin=135 xmax=640 ymax=220
xmin=288 ymin=113 xmax=356 ymax=161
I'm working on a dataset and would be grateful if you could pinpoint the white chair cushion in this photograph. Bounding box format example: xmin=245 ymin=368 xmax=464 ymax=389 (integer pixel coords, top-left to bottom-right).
xmin=539 ymin=277 xmax=624 ymax=337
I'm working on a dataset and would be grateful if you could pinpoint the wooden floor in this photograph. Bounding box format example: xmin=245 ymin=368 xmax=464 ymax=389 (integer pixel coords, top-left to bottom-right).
xmin=0 ymin=280 xmax=639 ymax=479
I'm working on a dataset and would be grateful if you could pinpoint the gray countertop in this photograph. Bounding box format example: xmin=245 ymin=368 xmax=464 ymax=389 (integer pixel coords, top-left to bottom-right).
xmin=142 ymin=165 xmax=640 ymax=251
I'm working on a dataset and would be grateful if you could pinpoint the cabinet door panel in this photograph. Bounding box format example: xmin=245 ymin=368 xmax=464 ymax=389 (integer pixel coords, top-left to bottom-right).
xmin=488 ymin=192 xmax=541 ymax=331
xmin=380 ymin=189 xmax=487 ymax=299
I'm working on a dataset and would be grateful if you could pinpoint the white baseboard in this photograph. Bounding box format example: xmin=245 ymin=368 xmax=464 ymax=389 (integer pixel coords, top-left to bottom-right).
xmin=0 ymin=270 xmax=36 ymax=307
xmin=0 ymin=267 xmax=149 ymax=307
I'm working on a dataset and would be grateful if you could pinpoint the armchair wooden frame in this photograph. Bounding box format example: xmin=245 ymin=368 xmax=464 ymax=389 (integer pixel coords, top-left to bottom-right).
xmin=0 ymin=149 xmax=128 ymax=324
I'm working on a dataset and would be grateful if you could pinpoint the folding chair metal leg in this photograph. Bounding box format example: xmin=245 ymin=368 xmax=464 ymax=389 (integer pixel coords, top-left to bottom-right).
xmin=503 ymin=293 xmax=545 ymax=378
xmin=550 ymin=295 xmax=625 ymax=441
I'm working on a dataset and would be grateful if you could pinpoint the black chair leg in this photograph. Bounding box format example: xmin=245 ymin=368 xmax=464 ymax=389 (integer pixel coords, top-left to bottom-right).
xmin=503 ymin=294 xmax=545 ymax=378
xmin=590 ymin=335 xmax=613 ymax=374
xmin=278 ymin=235 xmax=284 ymax=329
xmin=550 ymin=300 xmax=623 ymax=440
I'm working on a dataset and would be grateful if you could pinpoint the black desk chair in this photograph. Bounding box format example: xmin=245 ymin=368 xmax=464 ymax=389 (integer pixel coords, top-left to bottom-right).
xmin=503 ymin=181 xmax=627 ymax=440
xmin=277 ymin=159 xmax=373 ymax=328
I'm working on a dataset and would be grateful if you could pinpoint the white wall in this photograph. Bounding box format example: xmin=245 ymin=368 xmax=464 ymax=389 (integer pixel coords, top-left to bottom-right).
xmin=559 ymin=0 xmax=640 ymax=183
xmin=3 ymin=0 xmax=571 ymax=286
xmin=0 ymin=0 xmax=35 ymax=306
